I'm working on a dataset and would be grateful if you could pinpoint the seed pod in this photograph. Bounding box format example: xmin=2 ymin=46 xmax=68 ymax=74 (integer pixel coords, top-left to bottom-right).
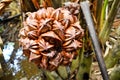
xmin=19 ymin=7 xmax=84 ymax=71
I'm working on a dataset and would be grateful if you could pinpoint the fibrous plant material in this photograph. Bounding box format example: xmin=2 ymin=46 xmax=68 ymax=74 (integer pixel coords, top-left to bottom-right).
xmin=19 ymin=7 xmax=84 ymax=71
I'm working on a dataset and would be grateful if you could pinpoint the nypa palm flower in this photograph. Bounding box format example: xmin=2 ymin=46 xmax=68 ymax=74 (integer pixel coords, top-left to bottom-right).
xmin=19 ymin=7 xmax=84 ymax=71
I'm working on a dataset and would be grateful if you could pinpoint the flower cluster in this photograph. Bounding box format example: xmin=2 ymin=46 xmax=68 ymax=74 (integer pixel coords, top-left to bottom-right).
xmin=19 ymin=7 xmax=84 ymax=71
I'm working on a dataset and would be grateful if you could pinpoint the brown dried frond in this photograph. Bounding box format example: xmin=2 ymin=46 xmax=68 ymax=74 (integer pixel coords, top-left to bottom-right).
xmin=0 ymin=0 xmax=12 ymax=15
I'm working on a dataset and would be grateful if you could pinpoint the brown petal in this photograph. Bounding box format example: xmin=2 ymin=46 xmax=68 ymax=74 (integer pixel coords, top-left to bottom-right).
xmin=19 ymin=28 xmax=27 ymax=37
xmin=51 ymin=9 xmax=63 ymax=20
xmin=53 ymin=29 xmax=65 ymax=41
xmin=50 ymin=9 xmax=58 ymax=20
xmin=64 ymin=40 xmax=82 ymax=51
xmin=26 ymin=12 xmax=37 ymax=19
xmin=29 ymin=43 xmax=39 ymax=49
xmin=53 ymin=21 xmax=65 ymax=40
xmin=72 ymin=22 xmax=84 ymax=40
xmin=53 ymin=21 xmax=64 ymax=32
xmin=29 ymin=40 xmax=40 ymax=54
xmin=36 ymin=8 xmax=47 ymax=19
xmin=27 ymin=30 xmax=38 ymax=40
xmin=36 ymin=9 xmax=43 ymax=20
xmin=26 ymin=17 xmax=38 ymax=28
xmin=74 ymin=10 xmax=79 ymax=15
xmin=62 ymin=56 xmax=73 ymax=65
xmin=63 ymin=39 xmax=72 ymax=47
xmin=55 ymin=10 xmax=60 ymax=20
xmin=25 ymin=25 xmax=38 ymax=31
xmin=46 ymin=7 xmax=55 ymax=18
xmin=23 ymin=22 xmax=37 ymax=31
xmin=41 ymin=31 xmax=62 ymax=44
xmin=63 ymin=14 xmax=77 ymax=24
xmin=40 ymin=56 xmax=48 ymax=69
xmin=38 ymin=19 xmax=53 ymax=34
xmin=29 ymin=53 xmax=41 ymax=66
xmin=60 ymin=19 xmax=71 ymax=29
xmin=63 ymin=10 xmax=74 ymax=23
xmin=29 ymin=52 xmax=41 ymax=61
xmin=61 ymin=51 xmax=73 ymax=59
xmin=49 ymin=53 xmax=62 ymax=67
xmin=65 ymin=25 xmax=83 ymax=41
xmin=65 ymin=26 xmax=76 ymax=41
xmin=41 ymin=8 xmax=47 ymax=19
xmin=72 ymin=22 xmax=84 ymax=31
xmin=41 ymin=50 xmax=56 ymax=57
xmin=29 ymin=49 xmax=40 ymax=54
xmin=38 ymin=38 xmax=54 ymax=51
xmin=20 ymin=38 xmax=31 ymax=50
xmin=62 ymin=9 xmax=71 ymax=16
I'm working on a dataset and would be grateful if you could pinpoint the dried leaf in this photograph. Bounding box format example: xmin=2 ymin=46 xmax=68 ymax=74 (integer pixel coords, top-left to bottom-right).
xmin=31 ymin=0 xmax=40 ymax=10
xmin=0 ymin=0 xmax=12 ymax=15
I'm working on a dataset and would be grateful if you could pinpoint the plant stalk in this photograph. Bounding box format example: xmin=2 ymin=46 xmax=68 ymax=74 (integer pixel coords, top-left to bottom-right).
xmin=80 ymin=1 xmax=109 ymax=80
